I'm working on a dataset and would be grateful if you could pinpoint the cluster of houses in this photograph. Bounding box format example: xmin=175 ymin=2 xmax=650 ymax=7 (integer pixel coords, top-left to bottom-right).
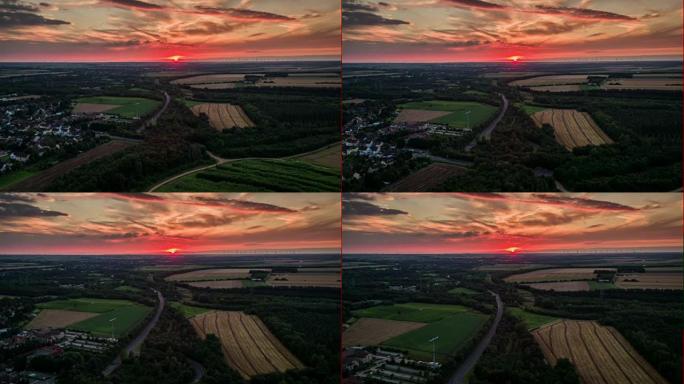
xmin=344 ymin=347 xmax=440 ymax=384
xmin=0 ymin=100 xmax=83 ymax=175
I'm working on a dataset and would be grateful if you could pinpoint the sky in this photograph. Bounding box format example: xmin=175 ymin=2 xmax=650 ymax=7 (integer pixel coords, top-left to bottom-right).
xmin=343 ymin=0 xmax=683 ymax=62
xmin=343 ymin=193 xmax=683 ymax=254
xmin=0 ymin=0 xmax=340 ymax=62
xmin=0 ymin=193 xmax=340 ymax=255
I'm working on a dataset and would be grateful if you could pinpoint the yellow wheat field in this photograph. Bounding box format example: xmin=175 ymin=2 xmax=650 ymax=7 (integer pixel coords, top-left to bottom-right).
xmin=531 ymin=109 xmax=613 ymax=150
xmin=191 ymin=103 xmax=255 ymax=130
xmin=190 ymin=311 xmax=304 ymax=379
xmin=533 ymin=320 xmax=668 ymax=384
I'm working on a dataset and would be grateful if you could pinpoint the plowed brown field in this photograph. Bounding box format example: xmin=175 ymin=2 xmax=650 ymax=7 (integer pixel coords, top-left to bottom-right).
xmin=384 ymin=163 xmax=466 ymax=192
xmin=191 ymin=103 xmax=255 ymax=130
xmin=532 ymin=320 xmax=668 ymax=384
xmin=25 ymin=309 xmax=97 ymax=330
xmin=531 ymin=109 xmax=613 ymax=150
xmin=190 ymin=311 xmax=304 ymax=379
xmin=343 ymin=318 xmax=427 ymax=347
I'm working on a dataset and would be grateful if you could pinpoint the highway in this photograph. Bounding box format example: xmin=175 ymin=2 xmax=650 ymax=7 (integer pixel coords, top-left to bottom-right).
xmin=102 ymin=289 xmax=165 ymax=377
xmin=465 ymin=93 xmax=508 ymax=152
xmin=447 ymin=291 xmax=504 ymax=384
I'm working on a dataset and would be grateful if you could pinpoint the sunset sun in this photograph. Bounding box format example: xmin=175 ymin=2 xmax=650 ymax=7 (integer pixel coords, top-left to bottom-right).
xmin=165 ymin=248 xmax=180 ymax=255
xmin=505 ymin=246 xmax=522 ymax=254
xmin=508 ymin=56 xmax=522 ymax=63
xmin=167 ymin=55 xmax=183 ymax=62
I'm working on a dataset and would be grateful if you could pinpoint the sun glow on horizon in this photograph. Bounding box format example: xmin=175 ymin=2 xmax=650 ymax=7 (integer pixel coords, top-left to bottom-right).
xmin=505 ymin=246 xmax=522 ymax=254
xmin=167 ymin=55 xmax=184 ymax=62
xmin=508 ymin=56 xmax=522 ymax=62
xmin=165 ymin=248 xmax=181 ymax=255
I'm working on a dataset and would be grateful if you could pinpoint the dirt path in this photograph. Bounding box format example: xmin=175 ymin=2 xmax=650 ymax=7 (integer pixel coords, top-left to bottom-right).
xmin=147 ymin=143 xmax=340 ymax=192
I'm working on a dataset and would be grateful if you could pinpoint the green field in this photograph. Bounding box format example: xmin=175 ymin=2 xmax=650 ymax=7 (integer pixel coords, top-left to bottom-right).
xmin=448 ymin=287 xmax=479 ymax=295
xmin=179 ymin=98 xmax=203 ymax=108
xmin=170 ymin=302 xmax=211 ymax=318
xmin=158 ymin=159 xmax=339 ymax=192
xmin=75 ymin=96 xmax=161 ymax=118
xmin=354 ymin=303 xmax=489 ymax=361
xmin=588 ymin=281 xmax=617 ymax=290
xmin=508 ymin=307 xmax=559 ymax=330
xmin=114 ymin=285 xmax=143 ymax=293
xmin=514 ymin=103 xmax=546 ymax=115
xmin=399 ymin=100 xmax=498 ymax=129
xmin=36 ymin=298 xmax=152 ymax=337
xmin=0 ymin=169 xmax=38 ymax=189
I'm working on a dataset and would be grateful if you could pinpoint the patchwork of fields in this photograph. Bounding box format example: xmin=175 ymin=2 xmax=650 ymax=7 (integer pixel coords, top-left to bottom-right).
xmin=157 ymin=159 xmax=339 ymax=192
xmin=531 ymin=109 xmax=613 ymax=150
xmin=533 ymin=320 xmax=668 ymax=384
xmin=166 ymin=268 xmax=339 ymax=289
xmin=73 ymin=96 xmax=160 ymax=118
xmin=346 ymin=303 xmax=488 ymax=361
xmin=510 ymin=74 xmax=682 ymax=92
xmin=27 ymin=298 xmax=152 ymax=338
xmin=190 ymin=310 xmax=304 ymax=379
xmin=506 ymin=268 xmax=682 ymax=291
xmin=191 ymin=103 xmax=254 ymax=130
xmin=396 ymin=100 xmax=497 ymax=129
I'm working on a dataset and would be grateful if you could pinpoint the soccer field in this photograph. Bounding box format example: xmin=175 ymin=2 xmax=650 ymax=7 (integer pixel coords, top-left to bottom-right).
xmin=398 ymin=100 xmax=498 ymax=129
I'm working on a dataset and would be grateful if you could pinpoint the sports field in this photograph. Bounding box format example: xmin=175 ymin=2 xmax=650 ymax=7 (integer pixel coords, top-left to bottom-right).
xmin=33 ymin=298 xmax=152 ymax=337
xmin=73 ymin=96 xmax=161 ymax=119
xmin=158 ymin=159 xmax=339 ymax=192
xmin=351 ymin=303 xmax=488 ymax=361
xmin=396 ymin=100 xmax=497 ymax=129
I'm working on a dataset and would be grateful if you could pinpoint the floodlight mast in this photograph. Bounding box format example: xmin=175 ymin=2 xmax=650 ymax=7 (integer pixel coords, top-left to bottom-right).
xmin=428 ymin=336 xmax=439 ymax=363
xmin=465 ymin=110 xmax=471 ymax=129
xmin=109 ymin=317 xmax=117 ymax=339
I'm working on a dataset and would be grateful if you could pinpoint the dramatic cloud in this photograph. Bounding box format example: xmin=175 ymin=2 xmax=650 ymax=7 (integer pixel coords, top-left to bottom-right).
xmin=344 ymin=0 xmax=682 ymax=62
xmin=0 ymin=0 xmax=38 ymax=12
xmin=102 ymin=0 xmax=162 ymax=10
xmin=343 ymin=10 xmax=409 ymax=27
xmin=343 ymin=193 xmax=682 ymax=254
xmin=193 ymin=6 xmax=294 ymax=22
xmin=0 ymin=193 xmax=339 ymax=255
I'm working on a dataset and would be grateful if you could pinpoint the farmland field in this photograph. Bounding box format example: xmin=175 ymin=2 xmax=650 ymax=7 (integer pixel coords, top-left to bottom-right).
xmin=188 ymin=280 xmax=245 ymax=289
xmin=531 ymin=109 xmax=613 ymax=150
xmin=396 ymin=100 xmax=497 ymax=129
xmin=615 ymin=272 xmax=682 ymax=290
xmin=32 ymin=298 xmax=152 ymax=337
xmin=525 ymin=281 xmax=590 ymax=292
xmin=292 ymin=143 xmax=341 ymax=170
xmin=3 ymin=140 xmax=136 ymax=192
xmin=157 ymin=159 xmax=339 ymax=192
xmin=190 ymin=103 xmax=254 ymax=130
xmin=73 ymin=96 xmax=160 ymax=118
xmin=166 ymin=268 xmax=266 ymax=282
xmin=190 ymin=311 xmax=304 ymax=379
xmin=508 ymin=307 xmax=559 ymax=330
xmin=448 ymin=287 xmax=479 ymax=295
xmin=171 ymin=74 xmax=248 ymax=85
xmin=26 ymin=309 xmax=97 ymax=330
xmin=266 ymin=272 xmax=340 ymax=288
xmin=505 ymin=268 xmax=613 ymax=283
xmin=169 ymin=302 xmax=212 ymax=318
xmin=351 ymin=303 xmax=489 ymax=361
xmin=510 ymin=74 xmax=681 ymax=92
xmin=384 ymin=163 xmax=466 ymax=192
xmin=343 ymin=318 xmax=427 ymax=347
xmin=510 ymin=75 xmax=589 ymax=87
xmin=532 ymin=320 xmax=668 ymax=384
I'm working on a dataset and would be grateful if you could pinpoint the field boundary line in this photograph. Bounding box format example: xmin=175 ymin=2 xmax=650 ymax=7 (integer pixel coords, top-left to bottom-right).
xmin=218 ymin=312 xmax=257 ymax=377
xmin=237 ymin=313 xmax=279 ymax=373
xmin=607 ymin=327 xmax=666 ymax=384
xmin=587 ymin=322 xmax=635 ymax=384
xmin=576 ymin=321 xmax=610 ymax=384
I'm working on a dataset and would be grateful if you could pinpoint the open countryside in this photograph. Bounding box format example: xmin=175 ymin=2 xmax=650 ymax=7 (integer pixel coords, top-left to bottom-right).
xmin=190 ymin=310 xmax=305 ymax=379
xmin=533 ymin=320 xmax=669 ymax=384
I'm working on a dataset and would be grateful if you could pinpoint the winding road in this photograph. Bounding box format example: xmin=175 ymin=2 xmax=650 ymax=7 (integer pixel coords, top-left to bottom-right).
xmin=138 ymin=91 xmax=171 ymax=133
xmin=448 ymin=291 xmax=504 ymax=384
xmin=102 ymin=289 xmax=165 ymax=377
xmin=465 ymin=93 xmax=508 ymax=152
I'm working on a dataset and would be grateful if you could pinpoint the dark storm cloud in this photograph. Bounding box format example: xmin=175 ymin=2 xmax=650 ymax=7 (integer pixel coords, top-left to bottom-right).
xmin=0 ymin=0 xmax=37 ymax=12
xmin=532 ymin=6 xmax=636 ymax=21
xmin=194 ymin=6 xmax=294 ymax=21
xmin=343 ymin=10 xmax=409 ymax=27
xmin=443 ymin=0 xmax=505 ymax=10
xmin=342 ymin=0 xmax=378 ymax=12
xmin=0 ymin=10 xmax=69 ymax=27
xmin=0 ymin=203 xmax=67 ymax=218
xmin=343 ymin=200 xmax=408 ymax=217
xmin=0 ymin=194 xmax=35 ymax=203
xmin=102 ymin=0 xmax=163 ymax=10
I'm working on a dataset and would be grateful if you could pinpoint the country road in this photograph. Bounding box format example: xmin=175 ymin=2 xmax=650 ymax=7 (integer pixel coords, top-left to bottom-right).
xmin=138 ymin=91 xmax=170 ymax=133
xmin=188 ymin=359 xmax=205 ymax=384
xmin=465 ymin=93 xmax=508 ymax=152
xmin=147 ymin=142 xmax=340 ymax=192
xmin=448 ymin=291 xmax=504 ymax=384
xmin=102 ymin=289 xmax=165 ymax=377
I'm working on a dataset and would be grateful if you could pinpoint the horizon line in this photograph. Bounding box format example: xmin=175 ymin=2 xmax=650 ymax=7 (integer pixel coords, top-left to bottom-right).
xmin=343 ymin=58 xmax=684 ymax=65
